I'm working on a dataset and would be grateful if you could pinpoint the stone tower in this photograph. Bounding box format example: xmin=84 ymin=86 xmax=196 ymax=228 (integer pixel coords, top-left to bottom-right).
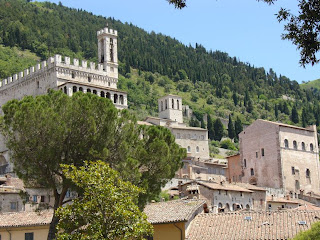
xmin=97 ymin=25 xmax=118 ymax=79
xmin=158 ymin=94 xmax=183 ymax=123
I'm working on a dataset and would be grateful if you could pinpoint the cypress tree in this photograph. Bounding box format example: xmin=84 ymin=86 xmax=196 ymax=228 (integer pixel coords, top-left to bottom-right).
xmin=235 ymin=117 xmax=243 ymax=140
xmin=228 ymin=115 xmax=236 ymax=139
xmin=207 ymin=114 xmax=215 ymax=140
xmin=291 ymin=105 xmax=299 ymax=123
xmin=213 ymin=118 xmax=224 ymax=141
xmin=274 ymin=104 xmax=279 ymax=119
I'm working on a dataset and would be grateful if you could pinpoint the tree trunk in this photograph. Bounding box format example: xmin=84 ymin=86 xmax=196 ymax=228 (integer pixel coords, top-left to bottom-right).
xmin=47 ymin=213 xmax=59 ymax=240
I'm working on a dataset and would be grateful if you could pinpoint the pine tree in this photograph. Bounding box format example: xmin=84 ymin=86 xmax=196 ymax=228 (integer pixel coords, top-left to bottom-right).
xmin=213 ymin=118 xmax=224 ymax=141
xmin=291 ymin=105 xmax=299 ymax=123
xmin=228 ymin=115 xmax=235 ymax=139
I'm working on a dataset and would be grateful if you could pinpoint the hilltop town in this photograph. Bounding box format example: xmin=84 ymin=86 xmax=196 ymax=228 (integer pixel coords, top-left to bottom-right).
xmin=0 ymin=23 xmax=319 ymax=240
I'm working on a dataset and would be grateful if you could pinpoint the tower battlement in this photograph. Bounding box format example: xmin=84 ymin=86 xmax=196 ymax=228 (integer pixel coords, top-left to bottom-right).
xmin=97 ymin=27 xmax=118 ymax=37
xmin=0 ymin=55 xmax=110 ymax=90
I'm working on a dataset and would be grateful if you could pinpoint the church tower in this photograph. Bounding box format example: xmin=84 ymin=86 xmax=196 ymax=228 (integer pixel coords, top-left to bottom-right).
xmin=97 ymin=25 xmax=118 ymax=79
xmin=158 ymin=95 xmax=183 ymax=123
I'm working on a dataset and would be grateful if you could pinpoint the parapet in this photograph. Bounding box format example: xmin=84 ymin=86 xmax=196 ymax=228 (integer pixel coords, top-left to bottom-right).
xmin=0 ymin=54 xmax=105 ymax=89
xmin=97 ymin=27 xmax=118 ymax=37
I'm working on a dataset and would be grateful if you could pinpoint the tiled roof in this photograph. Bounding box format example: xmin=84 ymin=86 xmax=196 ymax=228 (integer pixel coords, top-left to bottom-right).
xmin=234 ymin=183 xmax=266 ymax=192
xmin=137 ymin=121 xmax=153 ymax=126
xmin=259 ymin=119 xmax=314 ymax=132
xmin=267 ymin=196 xmax=300 ymax=204
xmin=186 ymin=210 xmax=320 ymax=240
xmin=5 ymin=177 xmax=25 ymax=190
xmin=0 ymin=210 xmax=53 ymax=228
xmin=199 ymin=181 xmax=253 ymax=193
xmin=144 ymin=199 xmax=205 ymax=224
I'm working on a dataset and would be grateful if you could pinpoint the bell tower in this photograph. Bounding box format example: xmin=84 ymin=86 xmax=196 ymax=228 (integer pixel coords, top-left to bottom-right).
xmin=97 ymin=24 xmax=118 ymax=79
xmin=158 ymin=95 xmax=183 ymax=123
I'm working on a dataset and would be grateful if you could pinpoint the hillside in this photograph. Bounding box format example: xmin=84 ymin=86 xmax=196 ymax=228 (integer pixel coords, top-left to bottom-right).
xmin=0 ymin=0 xmax=320 ymax=132
xmin=301 ymin=79 xmax=320 ymax=92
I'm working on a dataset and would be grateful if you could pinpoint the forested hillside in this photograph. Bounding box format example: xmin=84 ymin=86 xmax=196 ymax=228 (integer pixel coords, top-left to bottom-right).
xmin=0 ymin=0 xmax=320 ymax=133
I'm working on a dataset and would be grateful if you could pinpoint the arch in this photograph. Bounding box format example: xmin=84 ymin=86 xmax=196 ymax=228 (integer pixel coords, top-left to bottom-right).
xmin=172 ymin=99 xmax=174 ymax=109
xmin=106 ymin=92 xmax=111 ymax=99
xmin=72 ymin=86 xmax=77 ymax=93
xmin=93 ymin=90 xmax=97 ymax=95
xmin=177 ymin=99 xmax=180 ymax=110
xmin=218 ymin=203 xmax=223 ymax=208
xmin=284 ymin=139 xmax=289 ymax=148
xmin=310 ymin=143 xmax=314 ymax=152
xmin=246 ymin=204 xmax=250 ymax=210
xmin=119 ymin=95 xmax=124 ymax=105
xmin=187 ymin=146 xmax=191 ymax=153
xmin=79 ymin=87 xmax=83 ymax=92
xmin=87 ymin=88 xmax=91 ymax=93
xmin=293 ymin=140 xmax=297 ymax=150
xmin=302 ymin=142 xmax=306 ymax=151
xmin=100 ymin=91 xmax=105 ymax=98
xmin=114 ymin=94 xmax=118 ymax=104
xmin=64 ymin=86 xmax=67 ymax=94
xmin=225 ymin=203 xmax=230 ymax=212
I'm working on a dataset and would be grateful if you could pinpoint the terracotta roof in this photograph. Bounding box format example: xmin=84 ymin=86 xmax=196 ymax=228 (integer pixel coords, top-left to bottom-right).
xmin=5 ymin=177 xmax=25 ymax=190
xmin=258 ymin=119 xmax=314 ymax=132
xmin=235 ymin=183 xmax=267 ymax=192
xmin=266 ymin=196 xmax=300 ymax=204
xmin=197 ymin=181 xmax=253 ymax=193
xmin=144 ymin=199 xmax=205 ymax=224
xmin=137 ymin=120 xmax=153 ymax=126
xmin=186 ymin=210 xmax=320 ymax=240
xmin=0 ymin=210 xmax=53 ymax=228
xmin=295 ymin=205 xmax=320 ymax=211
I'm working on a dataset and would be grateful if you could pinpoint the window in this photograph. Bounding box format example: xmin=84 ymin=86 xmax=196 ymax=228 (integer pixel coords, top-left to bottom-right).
xmin=73 ymin=86 xmax=77 ymax=93
xmin=71 ymin=72 xmax=75 ymax=78
xmin=268 ymin=204 xmax=271 ymax=209
xmin=250 ymin=168 xmax=254 ymax=176
xmin=284 ymin=139 xmax=289 ymax=148
xmin=187 ymin=146 xmax=191 ymax=153
xmin=177 ymin=100 xmax=180 ymax=110
xmin=295 ymin=180 xmax=300 ymax=190
xmin=244 ymin=159 xmax=247 ymax=168
xmin=293 ymin=141 xmax=297 ymax=150
xmin=165 ymin=99 xmax=168 ymax=109
xmin=33 ymin=195 xmax=37 ymax=202
xmin=93 ymin=90 xmax=97 ymax=95
xmin=261 ymin=148 xmax=264 ymax=156
xmin=240 ymin=192 xmax=243 ymax=197
xmin=87 ymin=88 xmax=91 ymax=93
xmin=282 ymin=205 xmax=285 ymax=208
xmin=196 ymin=146 xmax=199 ymax=153
xmin=37 ymin=81 xmax=39 ymax=88
xmin=310 ymin=143 xmax=314 ymax=152
xmin=64 ymin=86 xmax=67 ymax=94
xmin=225 ymin=190 xmax=228 ymax=195
xmin=292 ymin=166 xmax=295 ymax=175
xmin=40 ymin=195 xmax=45 ymax=203
xmin=10 ymin=202 xmax=17 ymax=210
xmin=218 ymin=190 xmax=221 ymax=195
xmin=79 ymin=87 xmax=83 ymax=92
xmin=302 ymin=142 xmax=306 ymax=151
xmin=88 ymin=76 xmax=91 ymax=82
xmin=172 ymin=99 xmax=174 ymax=109
xmin=25 ymin=233 xmax=34 ymax=240
xmin=306 ymin=169 xmax=310 ymax=178
xmin=100 ymin=91 xmax=105 ymax=98
xmin=256 ymin=152 xmax=258 ymax=158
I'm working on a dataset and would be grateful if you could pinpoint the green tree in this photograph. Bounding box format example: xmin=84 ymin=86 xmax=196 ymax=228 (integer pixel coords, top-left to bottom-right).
xmin=291 ymin=221 xmax=320 ymax=240
xmin=207 ymin=114 xmax=215 ymax=140
xmin=275 ymin=104 xmax=279 ymax=119
xmin=0 ymin=91 xmax=185 ymax=240
xmin=291 ymin=105 xmax=299 ymax=123
xmin=56 ymin=161 xmax=153 ymax=240
xmin=213 ymin=118 xmax=224 ymax=141
xmin=228 ymin=115 xmax=235 ymax=139
xmin=234 ymin=117 xmax=243 ymax=140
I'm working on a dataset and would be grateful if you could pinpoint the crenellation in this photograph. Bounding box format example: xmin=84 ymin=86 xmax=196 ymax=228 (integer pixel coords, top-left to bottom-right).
xmin=65 ymin=56 xmax=70 ymax=65
xmin=30 ymin=66 xmax=35 ymax=73
xmin=19 ymin=72 xmax=23 ymax=79
xmin=13 ymin=74 xmax=18 ymax=81
xmin=24 ymin=69 xmax=29 ymax=77
xmin=54 ymin=55 xmax=62 ymax=63
xmin=73 ymin=59 xmax=79 ymax=67
xmin=81 ymin=60 xmax=87 ymax=68
xmin=98 ymin=64 xmax=103 ymax=71
xmin=41 ymin=61 xmax=47 ymax=69
xmin=8 ymin=77 xmax=12 ymax=83
xmin=90 ymin=62 xmax=95 ymax=70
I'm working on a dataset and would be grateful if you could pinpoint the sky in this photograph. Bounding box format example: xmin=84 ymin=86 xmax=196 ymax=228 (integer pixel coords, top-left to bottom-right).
xmin=39 ymin=0 xmax=319 ymax=83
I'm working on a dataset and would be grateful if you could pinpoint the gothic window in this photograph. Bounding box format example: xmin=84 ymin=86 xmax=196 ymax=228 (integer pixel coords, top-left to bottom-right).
xmin=79 ymin=87 xmax=83 ymax=92
xmin=106 ymin=92 xmax=111 ymax=99
xmin=302 ymin=142 xmax=306 ymax=151
xmin=293 ymin=141 xmax=297 ymax=150
xmin=87 ymin=88 xmax=91 ymax=93
xmin=120 ymin=95 xmax=124 ymax=105
xmin=306 ymin=169 xmax=310 ymax=178
xmin=284 ymin=139 xmax=289 ymax=148
xmin=172 ymin=99 xmax=174 ymax=109
xmin=310 ymin=143 xmax=314 ymax=152
xmin=114 ymin=94 xmax=118 ymax=104
xmin=177 ymin=100 xmax=180 ymax=110
xmin=101 ymin=91 xmax=105 ymax=98
xmin=93 ymin=90 xmax=97 ymax=95
xmin=73 ymin=86 xmax=77 ymax=93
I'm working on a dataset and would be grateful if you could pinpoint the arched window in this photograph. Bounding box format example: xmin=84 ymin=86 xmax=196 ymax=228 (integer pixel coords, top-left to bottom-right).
xmin=293 ymin=141 xmax=297 ymax=150
xmin=72 ymin=72 xmax=75 ymax=78
xmin=114 ymin=94 xmax=118 ymax=104
xmin=88 ymin=76 xmax=92 ymax=82
xmin=165 ymin=99 xmax=168 ymax=109
xmin=225 ymin=203 xmax=230 ymax=211
xmin=250 ymin=168 xmax=254 ymax=176
xmin=93 ymin=90 xmax=97 ymax=95
xmin=119 ymin=95 xmax=124 ymax=105
xmin=72 ymin=86 xmax=77 ymax=93
xmin=106 ymin=92 xmax=111 ymax=99
xmin=100 ymin=91 xmax=105 ymax=98
xmin=79 ymin=87 xmax=83 ymax=92
xmin=187 ymin=146 xmax=191 ymax=153
xmin=177 ymin=100 xmax=180 ymax=110
xmin=172 ymin=99 xmax=174 ymax=109
xmin=64 ymin=86 xmax=67 ymax=94
xmin=246 ymin=204 xmax=250 ymax=210
xmin=306 ymin=169 xmax=310 ymax=178
xmin=284 ymin=139 xmax=289 ymax=148
xmin=218 ymin=203 xmax=223 ymax=208
xmin=196 ymin=146 xmax=199 ymax=153
xmin=87 ymin=88 xmax=91 ymax=93
xmin=302 ymin=142 xmax=306 ymax=151
xmin=310 ymin=143 xmax=314 ymax=152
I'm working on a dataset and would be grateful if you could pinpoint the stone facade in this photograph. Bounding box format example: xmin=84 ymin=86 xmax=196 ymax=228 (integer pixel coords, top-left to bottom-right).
xmin=239 ymin=119 xmax=320 ymax=197
xmin=226 ymin=153 xmax=241 ymax=182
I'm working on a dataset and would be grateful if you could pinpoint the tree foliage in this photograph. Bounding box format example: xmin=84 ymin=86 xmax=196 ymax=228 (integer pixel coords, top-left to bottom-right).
xmin=56 ymin=161 xmax=153 ymax=240
xmin=213 ymin=118 xmax=224 ymax=141
xmin=291 ymin=221 xmax=320 ymax=240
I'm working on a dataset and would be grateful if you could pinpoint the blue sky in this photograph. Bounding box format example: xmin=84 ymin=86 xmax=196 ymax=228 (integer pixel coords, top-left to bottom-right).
xmin=39 ymin=0 xmax=319 ymax=83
